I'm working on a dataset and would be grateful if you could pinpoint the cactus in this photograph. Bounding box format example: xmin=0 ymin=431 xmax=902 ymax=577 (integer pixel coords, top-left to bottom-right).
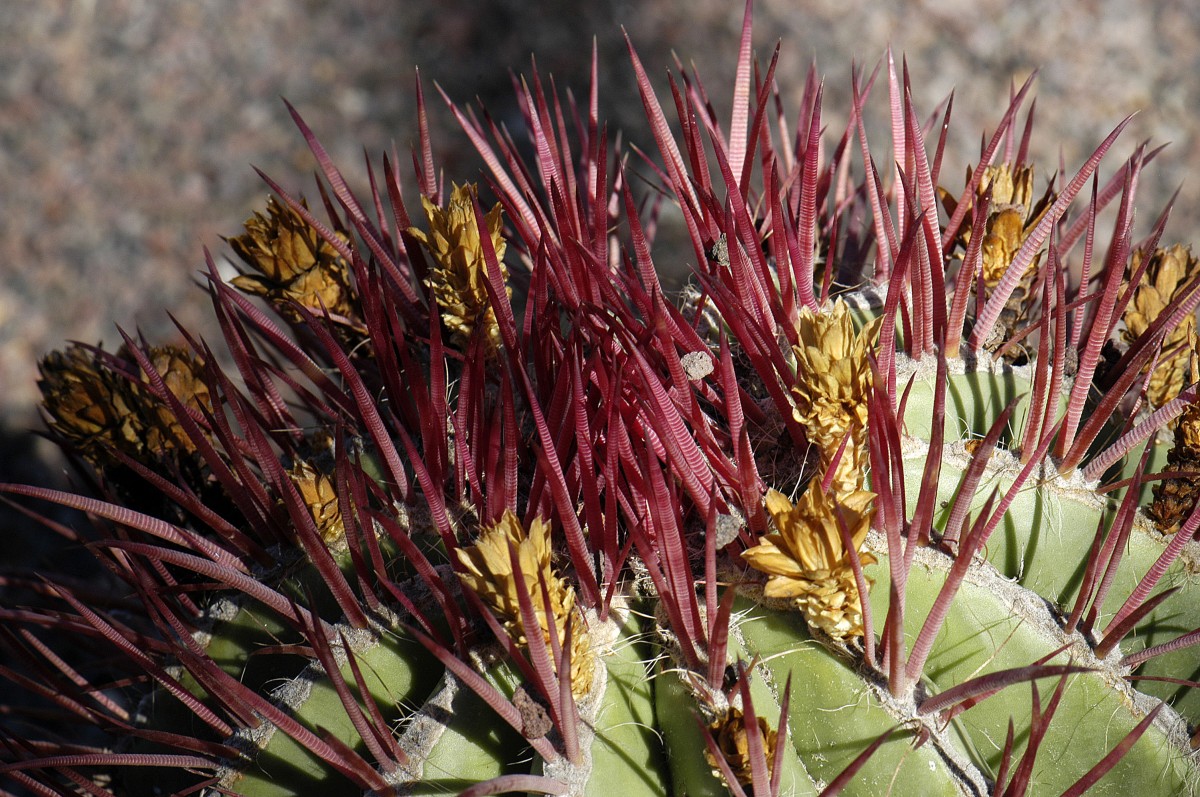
xmin=4 ymin=3 xmax=1200 ymax=795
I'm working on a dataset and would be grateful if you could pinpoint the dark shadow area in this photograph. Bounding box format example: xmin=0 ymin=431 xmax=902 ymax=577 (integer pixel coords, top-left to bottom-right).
xmin=0 ymin=420 xmax=88 ymax=576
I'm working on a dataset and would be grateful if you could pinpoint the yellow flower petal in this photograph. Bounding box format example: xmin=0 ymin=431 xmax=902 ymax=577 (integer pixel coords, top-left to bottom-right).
xmin=229 ymin=196 xmax=357 ymax=321
xmin=457 ymin=511 xmax=594 ymax=697
xmin=1122 ymin=244 xmax=1200 ymax=406
xmin=791 ymin=300 xmax=879 ymax=493
xmin=743 ymin=486 xmax=876 ymax=642
xmin=410 ymin=184 xmax=510 ymax=352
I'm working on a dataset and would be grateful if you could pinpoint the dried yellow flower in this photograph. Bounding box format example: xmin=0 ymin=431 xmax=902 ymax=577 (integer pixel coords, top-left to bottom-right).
xmin=139 ymin=346 xmax=211 ymax=457
xmin=980 ymin=162 xmax=1035 ymax=209
xmin=704 ymin=706 xmax=778 ymax=786
xmin=791 ymin=300 xmax=880 ymax=494
xmin=979 ymin=207 xmax=1029 ymax=288
xmin=229 ymin=196 xmax=358 ymax=321
xmin=1148 ymin=330 xmax=1200 ymax=535
xmin=39 ymin=343 xmax=210 ymax=468
xmin=408 ymin=183 xmax=509 ymax=352
xmin=742 ymin=487 xmax=876 ymax=642
xmin=1121 ymin=245 xmax=1200 ymax=406
xmin=964 ymin=164 xmax=1054 ymax=288
xmin=942 ymin=163 xmax=1056 ymax=350
xmin=287 ymin=459 xmax=345 ymax=543
xmin=39 ymin=345 xmax=138 ymax=465
xmin=456 ymin=511 xmax=594 ymax=697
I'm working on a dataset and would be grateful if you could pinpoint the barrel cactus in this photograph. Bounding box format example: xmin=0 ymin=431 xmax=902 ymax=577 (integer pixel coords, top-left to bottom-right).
xmin=4 ymin=3 xmax=1200 ymax=795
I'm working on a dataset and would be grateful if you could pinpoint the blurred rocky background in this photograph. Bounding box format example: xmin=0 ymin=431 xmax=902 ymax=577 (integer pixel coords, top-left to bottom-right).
xmin=2 ymin=0 xmax=1198 ymax=500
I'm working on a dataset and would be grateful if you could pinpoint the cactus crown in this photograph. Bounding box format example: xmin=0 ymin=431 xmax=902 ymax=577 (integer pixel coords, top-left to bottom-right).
xmin=4 ymin=2 xmax=1200 ymax=795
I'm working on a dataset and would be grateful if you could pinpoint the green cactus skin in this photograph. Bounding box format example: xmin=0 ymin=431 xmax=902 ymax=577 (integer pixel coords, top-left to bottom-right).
xmin=5 ymin=2 xmax=1200 ymax=796
xmin=187 ymin=483 xmax=1197 ymax=796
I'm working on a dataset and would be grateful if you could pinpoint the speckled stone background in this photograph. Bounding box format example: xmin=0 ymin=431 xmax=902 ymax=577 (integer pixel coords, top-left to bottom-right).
xmin=2 ymin=0 xmax=1198 ymax=495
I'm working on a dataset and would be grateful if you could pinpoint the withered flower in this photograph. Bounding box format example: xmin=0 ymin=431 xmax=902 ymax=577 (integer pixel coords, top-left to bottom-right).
xmin=408 ymin=183 xmax=509 ymax=352
xmin=138 ymin=345 xmax=211 ymax=457
xmin=229 ymin=196 xmax=358 ymax=322
xmin=742 ymin=486 xmax=876 ymax=642
xmin=943 ymin=163 xmax=1056 ymax=347
xmin=704 ymin=706 xmax=778 ymax=786
xmin=39 ymin=343 xmax=210 ymax=468
xmin=457 ymin=511 xmax=594 ymax=697
xmin=1121 ymin=244 xmax=1200 ymax=407
xmin=287 ymin=459 xmax=345 ymax=544
xmin=951 ymin=164 xmax=1055 ymax=289
xmin=974 ymin=165 xmax=1048 ymax=283
xmin=791 ymin=300 xmax=880 ymax=494
xmin=1149 ymin=341 xmax=1200 ymax=536
xmin=39 ymin=345 xmax=140 ymax=465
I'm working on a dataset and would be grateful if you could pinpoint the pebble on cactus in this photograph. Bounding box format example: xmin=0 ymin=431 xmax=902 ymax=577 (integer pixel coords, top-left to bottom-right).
xmin=4 ymin=1 xmax=1200 ymax=796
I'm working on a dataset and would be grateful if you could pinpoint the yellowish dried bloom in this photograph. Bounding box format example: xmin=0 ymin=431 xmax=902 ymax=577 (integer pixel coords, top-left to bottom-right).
xmin=139 ymin=346 xmax=211 ymax=457
xmin=408 ymin=183 xmax=509 ymax=352
xmin=39 ymin=345 xmax=139 ymax=465
xmin=704 ymin=706 xmax=778 ymax=786
xmin=979 ymin=207 xmax=1029 ymax=288
xmin=229 ymin=196 xmax=358 ymax=321
xmin=791 ymin=299 xmax=880 ymax=494
xmin=1149 ymin=331 xmax=1200 ymax=534
xmin=1121 ymin=245 xmax=1200 ymax=406
xmin=457 ymin=511 xmax=594 ymax=697
xmin=742 ymin=487 xmax=876 ymax=642
xmin=941 ymin=164 xmax=1056 ymax=349
xmin=1149 ymin=404 xmax=1200 ymax=535
xmin=39 ymin=344 xmax=210 ymax=468
xmin=287 ymin=459 xmax=345 ymax=543
xmin=961 ymin=164 xmax=1054 ymax=289
xmin=1182 ymin=407 xmax=1200 ymax=453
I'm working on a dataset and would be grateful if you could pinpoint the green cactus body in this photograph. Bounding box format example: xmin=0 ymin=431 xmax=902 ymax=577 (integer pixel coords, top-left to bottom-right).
xmin=181 ymin=476 xmax=1199 ymax=796
xmin=860 ymin=538 xmax=1194 ymax=795
xmin=898 ymin=357 xmax=1200 ymax=720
